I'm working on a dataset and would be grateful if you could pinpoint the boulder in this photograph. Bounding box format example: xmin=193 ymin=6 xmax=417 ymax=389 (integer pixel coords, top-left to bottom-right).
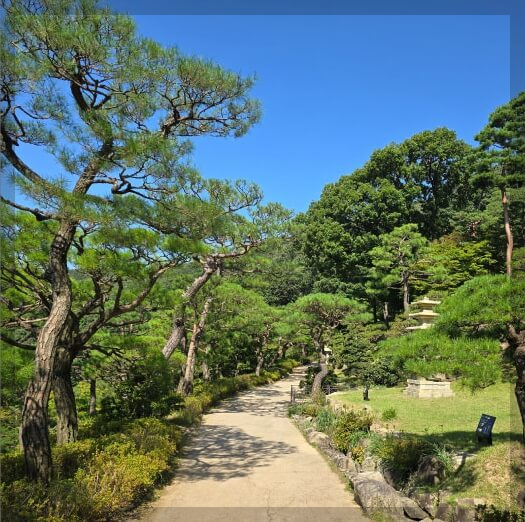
xmin=307 ymin=430 xmax=331 ymax=448
xmin=436 ymin=502 xmax=453 ymax=521
xmin=401 ymin=498 xmax=428 ymax=520
xmin=359 ymin=456 xmax=378 ymax=472
xmin=415 ymin=455 xmax=446 ymax=485
xmin=352 ymin=471 xmax=405 ymax=518
xmin=412 ymin=492 xmax=439 ymax=518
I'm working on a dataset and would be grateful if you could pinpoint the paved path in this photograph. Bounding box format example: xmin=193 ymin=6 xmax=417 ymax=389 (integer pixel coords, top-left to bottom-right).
xmin=139 ymin=368 xmax=368 ymax=522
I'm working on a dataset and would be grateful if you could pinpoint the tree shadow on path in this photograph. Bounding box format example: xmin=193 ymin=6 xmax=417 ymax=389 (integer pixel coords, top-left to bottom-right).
xmin=176 ymin=424 xmax=297 ymax=482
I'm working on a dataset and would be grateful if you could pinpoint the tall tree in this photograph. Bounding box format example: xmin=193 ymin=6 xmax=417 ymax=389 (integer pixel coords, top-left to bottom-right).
xmin=475 ymin=92 xmax=525 ymax=276
xmin=1 ymin=0 xmax=259 ymax=481
xmin=367 ymin=224 xmax=427 ymax=314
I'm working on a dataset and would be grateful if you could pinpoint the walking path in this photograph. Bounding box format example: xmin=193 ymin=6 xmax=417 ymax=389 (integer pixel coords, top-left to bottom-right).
xmin=139 ymin=367 xmax=368 ymax=521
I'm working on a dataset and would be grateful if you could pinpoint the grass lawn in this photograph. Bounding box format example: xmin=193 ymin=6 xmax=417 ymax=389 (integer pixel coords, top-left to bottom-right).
xmin=333 ymin=381 xmax=521 ymax=451
xmin=333 ymin=382 xmax=524 ymax=508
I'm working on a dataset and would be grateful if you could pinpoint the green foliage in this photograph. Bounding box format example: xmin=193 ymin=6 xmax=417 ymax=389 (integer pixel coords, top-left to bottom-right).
xmin=315 ymin=407 xmax=337 ymax=433
xmin=1 ymin=417 xmax=182 ymax=521
xmin=100 ymin=347 xmax=181 ymax=419
xmin=475 ymin=92 xmax=525 ymax=190
xmin=361 ymin=358 xmax=402 ymax=387
xmin=381 ymin=408 xmax=397 ymax=422
xmin=435 ymin=274 xmax=518 ymax=338
xmin=332 ymin=409 xmax=374 ymax=453
xmin=412 ymin=233 xmax=496 ymax=295
xmin=288 ymin=401 xmax=323 ymax=418
xmin=383 ymin=330 xmax=502 ymax=390
xmin=371 ymin=435 xmax=428 ymax=486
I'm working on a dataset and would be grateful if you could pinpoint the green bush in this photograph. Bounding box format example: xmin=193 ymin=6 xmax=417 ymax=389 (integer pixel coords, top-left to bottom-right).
xmin=381 ymin=407 xmax=397 ymax=422
xmin=315 ymin=407 xmax=337 ymax=433
xmin=332 ymin=409 xmax=374 ymax=453
xmin=0 ymin=451 xmax=25 ymax=484
xmin=52 ymin=439 xmax=97 ymax=479
xmin=371 ymin=435 xmax=428 ymax=486
xmin=75 ymin=442 xmax=165 ymax=518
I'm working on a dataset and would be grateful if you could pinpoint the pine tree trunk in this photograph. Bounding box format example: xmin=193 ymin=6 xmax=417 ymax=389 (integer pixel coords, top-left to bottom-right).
xmin=177 ymin=298 xmax=212 ymax=395
xmin=502 ymin=188 xmax=514 ymax=277
xmin=312 ymin=352 xmax=328 ymax=396
xmin=162 ymin=258 xmax=219 ymax=359
xmin=89 ymin=379 xmax=97 ymax=416
xmin=53 ymin=345 xmax=78 ymax=445
xmin=383 ymin=301 xmax=390 ymax=328
xmin=509 ymin=325 xmax=525 ymax=441
xmin=255 ymin=349 xmax=264 ymax=377
xmin=402 ymin=271 xmax=410 ymax=313
xmin=21 ymin=222 xmax=75 ymax=482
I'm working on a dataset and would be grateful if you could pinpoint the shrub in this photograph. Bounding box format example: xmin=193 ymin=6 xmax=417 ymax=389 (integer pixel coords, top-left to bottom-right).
xmin=332 ymin=409 xmax=374 ymax=453
xmin=381 ymin=407 xmax=397 ymax=422
xmin=315 ymin=407 xmax=337 ymax=433
xmin=75 ymin=442 xmax=165 ymax=518
xmin=123 ymin=418 xmax=180 ymax=464
xmin=52 ymin=439 xmax=97 ymax=479
xmin=0 ymin=451 xmax=25 ymax=484
xmin=371 ymin=435 xmax=428 ymax=486
xmin=100 ymin=347 xmax=178 ymax=419
xmin=350 ymin=444 xmax=366 ymax=464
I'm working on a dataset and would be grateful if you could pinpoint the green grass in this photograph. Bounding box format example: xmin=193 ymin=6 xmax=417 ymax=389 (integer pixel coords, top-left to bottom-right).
xmin=334 ymin=382 xmax=521 ymax=451
xmin=334 ymin=381 xmax=524 ymax=509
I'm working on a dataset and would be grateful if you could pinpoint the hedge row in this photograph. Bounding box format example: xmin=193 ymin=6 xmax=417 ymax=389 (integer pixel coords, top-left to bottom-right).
xmin=1 ymin=360 xmax=299 ymax=521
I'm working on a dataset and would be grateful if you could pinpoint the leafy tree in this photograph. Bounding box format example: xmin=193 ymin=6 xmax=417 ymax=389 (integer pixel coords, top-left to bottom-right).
xmin=1 ymin=0 xmax=260 ymax=481
xmin=411 ymin=232 xmax=495 ymax=296
xmin=160 ymin=196 xmax=290 ymax=360
xmin=475 ymin=92 xmax=525 ymax=276
xmin=294 ymin=293 xmax=364 ymax=394
xmin=367 ymin=224 xmax=427 ymax=314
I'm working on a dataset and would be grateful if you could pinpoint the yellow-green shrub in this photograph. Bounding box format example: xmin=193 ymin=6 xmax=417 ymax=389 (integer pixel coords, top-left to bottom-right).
xmin=332 ymin=409 xmax=374 ymax=453
xmin=52 ymin=439 xmax=97 ymax=479
xmin=75 ymin=442 xmax=165 ymax=518
xmin=0 ymin=450 xmax=25 ymax=484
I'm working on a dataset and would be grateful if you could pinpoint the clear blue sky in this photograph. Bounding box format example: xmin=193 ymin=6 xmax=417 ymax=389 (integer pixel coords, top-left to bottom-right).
xmin=133 ymin=15 xmax=510 ymax=213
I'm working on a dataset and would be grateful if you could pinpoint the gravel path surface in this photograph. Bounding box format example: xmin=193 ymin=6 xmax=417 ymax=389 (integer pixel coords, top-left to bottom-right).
xmin=139 ymin=367 xmax=368 ymax=522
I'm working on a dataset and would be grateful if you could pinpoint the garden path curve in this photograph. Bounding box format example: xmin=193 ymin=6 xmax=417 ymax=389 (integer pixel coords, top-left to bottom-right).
xmin=138 ymin=367 xmax=368 ymax=522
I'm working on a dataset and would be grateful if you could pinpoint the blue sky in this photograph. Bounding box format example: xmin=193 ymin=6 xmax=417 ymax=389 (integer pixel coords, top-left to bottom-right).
xmin=133 ymin=15 xmax=511 ymax=213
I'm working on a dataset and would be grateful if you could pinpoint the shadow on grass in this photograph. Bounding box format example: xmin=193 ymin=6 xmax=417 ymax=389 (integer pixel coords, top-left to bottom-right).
xmin=399 ymin=429 xmax=522 ymax=453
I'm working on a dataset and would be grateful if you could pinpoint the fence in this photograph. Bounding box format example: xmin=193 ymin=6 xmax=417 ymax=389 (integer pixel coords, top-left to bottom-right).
xmin=290 ymin=382 xmax=352 ymax=403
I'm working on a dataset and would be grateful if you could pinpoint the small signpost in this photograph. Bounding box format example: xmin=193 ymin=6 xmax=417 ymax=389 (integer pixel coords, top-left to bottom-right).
xmin=476 ymin=414 xmax=496 ymax=445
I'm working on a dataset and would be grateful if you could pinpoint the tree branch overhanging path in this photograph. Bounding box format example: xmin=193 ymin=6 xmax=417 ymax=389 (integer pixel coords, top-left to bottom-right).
xmin=140 ymin=368 xmax=368 ymax=521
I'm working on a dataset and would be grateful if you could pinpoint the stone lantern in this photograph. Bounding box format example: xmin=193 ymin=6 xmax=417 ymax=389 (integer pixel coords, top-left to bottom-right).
xmin=404 ymin=296 xmax=455 ymax=398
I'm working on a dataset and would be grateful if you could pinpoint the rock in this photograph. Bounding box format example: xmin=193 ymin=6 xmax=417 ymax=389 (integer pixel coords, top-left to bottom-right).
xmin=401 ymin=497 xmax=428 ymax=520
xmin=307 ymin=430 xmax=331 ymax=448
xmin=436 ymin=503 xmax=453 ymax=521
xmin=453 ymin=505 xmax=475 ymax=522
xmin=352 ymin=471 xmax=405 ymax=518
xmin=453 ymin=499 xmax=487 ymax=522
xmin=382 ymin=468 xmax=398 ymax=488
xmin=452 ymin=452 xmax=476 ymax=471
xmin=412 ymin=492 xmax=439 ymax=518
xmin=415 ymin=455 xmax=446 ymax=485
xmin=345 ymin=456 xmax=359 ymax=474
xmin=359 ymin=456 xmax=378 ymax=472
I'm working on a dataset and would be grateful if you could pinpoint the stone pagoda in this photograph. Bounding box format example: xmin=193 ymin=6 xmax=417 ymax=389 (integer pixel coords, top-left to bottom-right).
xmin=404 ymin=296 xmax=455 ymax=398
